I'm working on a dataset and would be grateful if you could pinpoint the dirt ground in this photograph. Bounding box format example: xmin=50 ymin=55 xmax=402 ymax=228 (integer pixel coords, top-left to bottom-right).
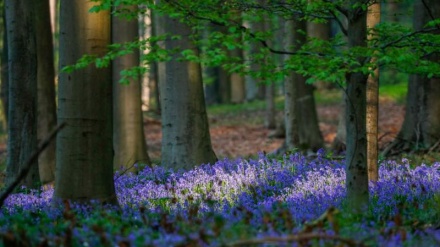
xmin=145 ymin=99 xmax=404 ymax=161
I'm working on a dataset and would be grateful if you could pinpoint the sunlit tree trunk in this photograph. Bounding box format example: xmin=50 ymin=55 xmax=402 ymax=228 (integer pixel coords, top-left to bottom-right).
xmin=156 ymin=13 xmax=217 ymax=169
xmin=345 ymin=1 xmax=369 ymax=210
xmin=366 ymin=1 xmax=380 ymax=182
xmin=35 ymin=0 xmax=57 ymax=185
xmin=112 ymin=5 xmax=151 ymax=172
xmin=55 ymin=0 xmax=117 ymax=204
xmin=5 ymin=0 xmax=39 ymax=188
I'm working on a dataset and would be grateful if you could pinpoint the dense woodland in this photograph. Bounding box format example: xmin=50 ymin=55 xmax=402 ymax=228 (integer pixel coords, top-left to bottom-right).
xmin=1 ymin=0 xmax=440 ymax=246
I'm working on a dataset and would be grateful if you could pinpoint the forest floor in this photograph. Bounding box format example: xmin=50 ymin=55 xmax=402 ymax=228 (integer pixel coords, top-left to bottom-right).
xmin=145 ymin=91 xmax=405 ymax=163
xmin=0 ymin=89 xmax=409 ymax=186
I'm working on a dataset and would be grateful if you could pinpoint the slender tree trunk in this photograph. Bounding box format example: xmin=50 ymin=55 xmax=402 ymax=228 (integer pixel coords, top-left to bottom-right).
xmin=35 ymin=0 xmax=57 ymax=185
xmin=384 ymin=0 xmax=440 ymax=155
xmin=5 ymin=0 xmax=39 ymax=188
xmin=331 ymin=92 xmax=347 ymax=152
xmin=230 ymin=11 xmax=245 ymax=104
xmin=366 ymin=1 xmax=380 ymax=182
xmin=307 ymin=17 xmax=332 ymax=90
xmin=345 ymin=2 xmax=369 ymax=210
xmin=112 ymin=5 xmax=151 ymax=172
xmin=55 ymin=0 xmax=117 ymax=204
xmin=284 ymin=20 xmax=299 ymax=149
xmin=157 ymin=13 xmax=217 ymax=169
xmin=265 ymin=82 xmax=276 ymax=129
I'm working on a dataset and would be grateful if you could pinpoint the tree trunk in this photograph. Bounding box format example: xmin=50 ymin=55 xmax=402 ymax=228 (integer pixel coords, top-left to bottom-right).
xmin=307 ymin=18 xmax=332 ymax=90
xmin=284 ymin=20 xmax=299 ymax=150
xmin=35 ymin=0 xmax=57 ymax=185
xmin=366 ymin=1 xmax=380 ymax=182
xmin=383 ymin=0 xmax=440 ymax=156
xmin=157 ymin=14 xmax=217 ymax=169
xmin=54 ymin=0 xmax=117 ymax=204
xmin=112 ymin=5 xmax=151 ymax=172
xmin=1 ymin=12 xmax=8 ymax=125
xmin=345 ymin=2 xmax=369 ymax=210
xmin=285 ymin=18 xmax=323 ymax=151
xmin=5 ymin=0 xmax=39 ymax=188
xmin=331 ymin=92 xmax=347 ymax=153
xmin=265 ymin=82 xmax=276 ymax=129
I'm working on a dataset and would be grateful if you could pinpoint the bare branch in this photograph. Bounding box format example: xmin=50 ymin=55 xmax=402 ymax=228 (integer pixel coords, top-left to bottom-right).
xmin=0 ymin=123 xmax=66 ymax=209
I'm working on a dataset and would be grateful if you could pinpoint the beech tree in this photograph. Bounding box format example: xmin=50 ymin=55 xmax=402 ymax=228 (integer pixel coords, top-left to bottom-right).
xmin=35 ymin=0 xmax=57 ymax=185
xmin=55 ymin=0 xmax=117 ymax=204
xmin=73 ymin=0 xmax=440 ymax=208
xmin=112 ymin=5 xmax=151 ymax=172
xmin=156 ymin=11 xmax=217 ymax=169
xmin=366 ymin=1 xmax=381 ymax=182
xmin=383 ymin=0 xmax=440 ymax=156
xmin=5 ymin=0 xmax=39 ymax=188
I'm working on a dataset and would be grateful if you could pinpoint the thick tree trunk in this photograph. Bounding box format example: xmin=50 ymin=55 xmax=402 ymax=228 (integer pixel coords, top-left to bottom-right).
xmin=5 ymin=0 xmax=39 ymax=188
xmin=383 ymin=0 xmax=440 ymax=156
xmin=112 ymin=5 xmax=151 ymax=172
xmin=54 ymin=0 xmax=117 ymax=204
xmin=345 ymin=3 xmax=369 ymax=210
xmin=366 ymin=2 xmax=380 ymax=182
xmin=285 ymin=19 xmax=323 ymax=151
xmin=35 ymin=0 xmax=57 ymax=185
xmin=157 ymin=15 xmax=217 ymax=169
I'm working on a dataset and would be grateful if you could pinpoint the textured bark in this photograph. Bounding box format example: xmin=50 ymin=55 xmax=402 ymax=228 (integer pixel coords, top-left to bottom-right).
xmin=5 ymin=0 xmax=39 ymax=188
xmin=366 ymin=2 xmax=380 ymax=182
xmin=285 ymin=19 xmax=323 ymax=151
xmin=383 ymin=0 xmax=440 ymax=155
xmin=345 ymin=2 xmax=369 ymax=210
xmin=112 ymin=5 xmax=151 ymax=172
xmin=35 ymin=0 xmax=57 ymax=185
xmin=54 ymin=0 xmax=117 ymax=204
xmin=157 ymin=14 xmax=217 ymax=169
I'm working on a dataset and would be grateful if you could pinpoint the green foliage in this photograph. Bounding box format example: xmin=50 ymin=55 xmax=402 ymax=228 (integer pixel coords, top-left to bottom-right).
xmin=64 ymin=0 xmax=440 ymax=89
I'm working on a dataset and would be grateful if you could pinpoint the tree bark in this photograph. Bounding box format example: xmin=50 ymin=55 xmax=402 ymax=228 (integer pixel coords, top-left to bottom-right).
xmin=54 ymin=0 xmax=117 ymax=204
xmin=5 ymin=0 xmax=39 ymax=188
xmin=366 ymin=1 xmax=380 ymax=182
xmin=35 ymin=0 xmax=57 ymax=185
xmin=112 ymin=5 xmax=151 ymax=172
xmin=383 ymin=0 xmax=440 ymax=156
xmin=285 ymin=18 xmax=323 ymax=151
xmin=157 ymin=14 xmax=217 ymax=169
xmin=345 ymin=2 xmax=369 ymax=210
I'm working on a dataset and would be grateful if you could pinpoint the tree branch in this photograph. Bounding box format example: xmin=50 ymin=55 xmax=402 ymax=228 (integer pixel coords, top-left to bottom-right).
xmin=0 ymin=122 xmax=66 ymax=209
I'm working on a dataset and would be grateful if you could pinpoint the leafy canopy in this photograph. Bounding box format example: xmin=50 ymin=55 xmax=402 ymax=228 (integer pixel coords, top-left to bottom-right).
xmin=65 ymin=0 xmax=440 ymax=85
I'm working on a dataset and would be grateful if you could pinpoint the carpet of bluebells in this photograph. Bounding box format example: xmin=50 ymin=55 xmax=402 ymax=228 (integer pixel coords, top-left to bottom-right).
xmin=2 ymin=150 xmax=440 ymax=246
